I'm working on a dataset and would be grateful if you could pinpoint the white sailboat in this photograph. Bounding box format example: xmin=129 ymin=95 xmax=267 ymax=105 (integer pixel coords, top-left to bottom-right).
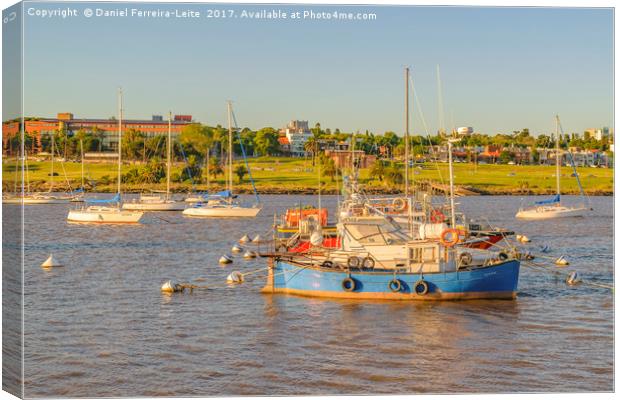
xmin=183 ymin=101 xmax=261 ymax=218
xmin=516 ymin=115 xmax=589 ymax=220
xmin=11 ymin=134 xmax=72 ymax=204
xmin=123 ymin=112 xmax=186 ymax=211
xmin=67 ymin=89 xmax=144 ymax=223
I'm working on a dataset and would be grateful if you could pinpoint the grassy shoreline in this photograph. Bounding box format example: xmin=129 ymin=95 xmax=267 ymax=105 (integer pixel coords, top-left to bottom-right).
xmin=2 ymin=156 xmax=614 ymax=196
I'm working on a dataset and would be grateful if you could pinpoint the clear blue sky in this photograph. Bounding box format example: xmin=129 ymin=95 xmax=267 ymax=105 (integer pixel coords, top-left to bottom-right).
xmin=13 ymin=2 xmax=614 ymax=136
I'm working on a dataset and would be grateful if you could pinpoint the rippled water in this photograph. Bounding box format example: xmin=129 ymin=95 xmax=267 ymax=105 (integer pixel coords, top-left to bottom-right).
xmin=15 ymin=195 xmax=613 ymax=396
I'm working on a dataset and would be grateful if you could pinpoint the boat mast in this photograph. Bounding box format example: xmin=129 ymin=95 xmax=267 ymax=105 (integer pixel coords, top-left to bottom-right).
xmin=167 ymin=111 xmax=172 ymax=200
xmin=555 ymin=115 xmax=560 ymax=198
xmin=404 ymin=67 xmax=410 ymax=199
xmin=80 ymin=138 xmax=84 ymax=189
xmin=227 ymin=101 xmax=233 ymax=202
xmin=50 ymin=132 xmax=55 ymax=192
xmin=448 ymin=138 xmax=456 ymax=228
xmin=117 ymin=88 xmax=123 ymax=196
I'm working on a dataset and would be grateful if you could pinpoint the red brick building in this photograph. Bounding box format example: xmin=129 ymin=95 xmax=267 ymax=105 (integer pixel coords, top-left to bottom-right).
xmin=3 ymin=113 xmax=194 ymax=155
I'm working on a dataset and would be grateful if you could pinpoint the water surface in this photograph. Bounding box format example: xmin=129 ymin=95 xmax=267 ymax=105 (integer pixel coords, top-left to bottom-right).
xmin=15 ymin=195 xmax=613 ymax=396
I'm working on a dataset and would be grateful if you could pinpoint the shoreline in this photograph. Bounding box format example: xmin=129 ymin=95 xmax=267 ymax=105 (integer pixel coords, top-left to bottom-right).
xmin=8 ymin=181 xmax=612 ymax=196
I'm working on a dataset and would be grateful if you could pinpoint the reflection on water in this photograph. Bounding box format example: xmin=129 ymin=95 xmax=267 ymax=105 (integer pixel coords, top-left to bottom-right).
xmin=14 ymin=195 xmax=613 ymax=396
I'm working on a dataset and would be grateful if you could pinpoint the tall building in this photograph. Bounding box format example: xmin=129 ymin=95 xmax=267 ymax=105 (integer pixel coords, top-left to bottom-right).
xmin=2 ymin=112 xmax=194 ymax=155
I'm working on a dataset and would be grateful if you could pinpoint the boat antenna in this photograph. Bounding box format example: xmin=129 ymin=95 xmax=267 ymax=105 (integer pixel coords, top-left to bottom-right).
xmin=436 ymin=64 xmax=446 ymax=136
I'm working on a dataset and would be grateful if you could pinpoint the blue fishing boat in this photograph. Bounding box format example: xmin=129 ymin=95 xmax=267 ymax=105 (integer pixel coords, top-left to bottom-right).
xmin=262 ymin=217 xmax=520 ymax=301
xmin=262 ymin=257 xmax=520 ymax=301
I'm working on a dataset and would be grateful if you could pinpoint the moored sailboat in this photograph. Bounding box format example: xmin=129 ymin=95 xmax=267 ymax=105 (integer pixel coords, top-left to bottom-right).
xmin=183 ymin=101 xmax=261 ymax=218
xmin=67 ymin=89 xmax=144 ymax=224
xmin=516 ymin=115 xmax=590 ymax=220
xmin=123 ymin=112 xmax=186 ymax=211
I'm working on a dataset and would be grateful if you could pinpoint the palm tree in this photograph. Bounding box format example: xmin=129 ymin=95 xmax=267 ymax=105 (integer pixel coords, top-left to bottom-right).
xmin=321 ymin=155 xmax=338 ymax=182
xmin=304 ymin=136 xmax=318 ymax=166
xmin=91 ymin=127 xmax=105 ymax=152
xmin=234 ymin=164 xmax=247 ymax=184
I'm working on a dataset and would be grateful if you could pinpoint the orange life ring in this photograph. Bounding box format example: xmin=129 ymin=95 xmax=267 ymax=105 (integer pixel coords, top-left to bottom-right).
xmin=430 ymin=209 xmax=446 ymax=223
xmin=440 ymin=228 xmax=460 ymax=247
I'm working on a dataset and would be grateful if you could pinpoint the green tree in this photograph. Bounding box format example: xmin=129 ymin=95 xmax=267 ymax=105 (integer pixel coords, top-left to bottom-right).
xmin=234 ymin=164 xmax=247 ymax=183
xmin=385 ymin=163 xmax=404 ymax=186
xmin=304 ymin=136 xmax=318 ymax=166
xmin=254 ymin=127 xmax=280 ymax=156
xmin=91 ymin=127 xmax=105 ymax=152
xmin=208 ymin=156 xmax=224 ymax=179
xmin=369 ymin=160 xmax=386 ymax=182
xmin=499 ymin=150 xmax=514 ymax=164
xmin=321 ymin=155 xmax=339 ymax=182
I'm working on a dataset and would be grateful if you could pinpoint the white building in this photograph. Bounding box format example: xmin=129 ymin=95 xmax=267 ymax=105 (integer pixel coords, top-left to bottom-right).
xmin=282 ymin=120 xmax=312 ymax=156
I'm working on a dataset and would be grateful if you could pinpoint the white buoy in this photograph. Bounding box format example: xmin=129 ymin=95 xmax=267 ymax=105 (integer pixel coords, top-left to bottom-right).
xmin=243 ymin=250 xmax=257 ymax=259
xmin=219 ymin=254 xmax=233 ymax=264
xmin=555 ymin=256 xmax=570 ymax=266
xmin=41 ymin=254 xmax=62 ymax=268
xmin=566 ymin=271 xmax=581 ymax=286
xmin=161 ymin=280 xmax=183 ymax=293
xmin=239 ymin=234 xmax=251 ymax=243
xmin=252 ymin=234 xmax=261 ymax=243
xmin=516 ymin=235 xmax=531 ymax=243
xmin=226 ymin=271 xmax=244 ymax=284
xmin=231 ymin=244 xmax=244 ymax=253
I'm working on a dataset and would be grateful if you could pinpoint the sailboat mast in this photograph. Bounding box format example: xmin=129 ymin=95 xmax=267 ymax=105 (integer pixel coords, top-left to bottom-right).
xmin=404 ymin=67 xmax=410 ymax=199
xmin=80 ymin=138 xmax=84 ymax=189
xmin=50 ymin=132 xmax=55 ymax=191
xmin=555 ymin=115 xmax=560 ymax=197
xmin=117 ymin=88 xmax=123 ymax=195
xmin=167 ymin=111 xmax=172 ymax=200
xmin=227 ymin=101 xmax=233 ymax=198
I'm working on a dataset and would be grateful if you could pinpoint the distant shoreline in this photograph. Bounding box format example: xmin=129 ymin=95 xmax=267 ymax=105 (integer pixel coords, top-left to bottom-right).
xmin=8 ymin=182 xmax=611 ymax=196
xmin=2 ymin=157 xmax=613 ymax=196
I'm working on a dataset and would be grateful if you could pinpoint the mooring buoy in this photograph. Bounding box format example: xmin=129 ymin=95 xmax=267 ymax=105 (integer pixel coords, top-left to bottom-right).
xmin=219 ymin=254 xmax=233 ymax=264
xmin=226 ymin=271 xmax=244 ymax=284
xmin=41 ymin=254 xmax=62 ymax=268
xmin=516 ymin=234 xmax=531 ymax=243
xmin=566 ymin=271 xmax=582 ymax=286
xmin=243 ymin=250 xmax=257 ymax=259
xmin=161 ymin=280 xmax=183 ymax=293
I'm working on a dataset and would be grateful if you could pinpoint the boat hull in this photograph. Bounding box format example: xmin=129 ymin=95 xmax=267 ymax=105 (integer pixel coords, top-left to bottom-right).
xmin=515 ymin=206 xmax=587 ymax=220
xmin=182 ymin=206 xmax=261 ymax=218
xmin=263 ymin=259 xmax=520 ymax=301
xmin=122 ymin=201 xmax=185 ymax=211
xmin=67 ymin=207 xmax=144 ymax=224
xmin=4 ymin=196 xmax=70 ymax=204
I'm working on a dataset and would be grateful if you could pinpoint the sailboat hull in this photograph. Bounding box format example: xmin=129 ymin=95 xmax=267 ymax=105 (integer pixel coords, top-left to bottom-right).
xmin=515 ymin=205 xmax=587 ymax=220
xmin=182 ymin=206 xmax=261 ymax=218
xmin=3 ymin=195 xmax=70 ymax=205
xmin=122 ymin=201 xmax=186 ymax=211
xmin=67 ymin=207 xmax=144 ymax=223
